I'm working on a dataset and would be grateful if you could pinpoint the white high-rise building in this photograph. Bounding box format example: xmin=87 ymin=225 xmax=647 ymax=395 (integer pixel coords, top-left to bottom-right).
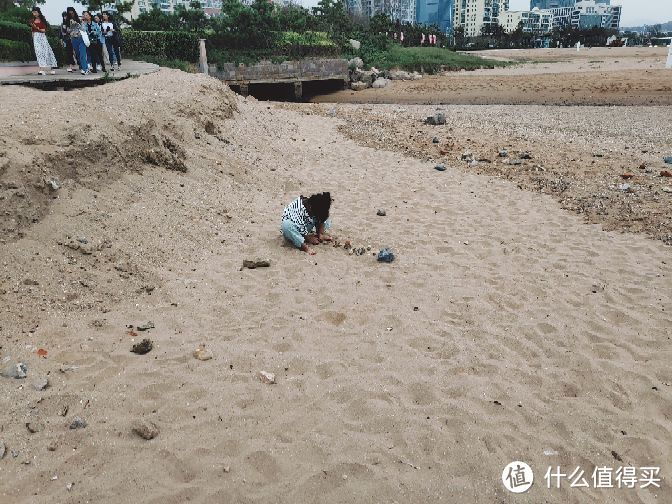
xmin=453 ymin=0 xmax=508 ymax=37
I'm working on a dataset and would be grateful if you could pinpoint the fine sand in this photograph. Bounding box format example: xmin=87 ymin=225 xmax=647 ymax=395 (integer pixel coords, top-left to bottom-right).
xmin=0 ymin=69 xmax=671 ymax=504
xmin=310 ymin=47 xmax=672 ymax=106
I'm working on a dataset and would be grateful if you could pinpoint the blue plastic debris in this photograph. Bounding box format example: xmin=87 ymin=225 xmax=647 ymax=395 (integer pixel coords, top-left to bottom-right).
xmin=377 ymin=248 xmax=395 ymax=263
xmin=664 ymin=156 xmax=672 ymax=165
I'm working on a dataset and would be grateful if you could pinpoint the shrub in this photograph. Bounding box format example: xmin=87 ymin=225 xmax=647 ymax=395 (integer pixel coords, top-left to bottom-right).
xmin=0 ymin=6 xmax=32 ymax=25
xmin=0 ymin=38 xmax=32 ymax=61
xmin=122 ymin=30 xmax=199 ymax=62
xmin=0 ymin=19 xmax=31 ymax=43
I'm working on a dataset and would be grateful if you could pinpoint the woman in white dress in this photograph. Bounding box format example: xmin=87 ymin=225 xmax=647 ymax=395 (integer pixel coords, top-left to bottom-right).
xmin=29 ymin=7 xmax=57 ymax=75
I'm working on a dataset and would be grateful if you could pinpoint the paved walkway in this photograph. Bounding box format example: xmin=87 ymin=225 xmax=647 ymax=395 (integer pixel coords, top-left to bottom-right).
xmin=0 ymin=59 xmax=159 ymax=86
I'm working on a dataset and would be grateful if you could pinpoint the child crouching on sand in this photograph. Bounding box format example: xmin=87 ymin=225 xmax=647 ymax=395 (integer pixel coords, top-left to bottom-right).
xmin=281 ymin=192 xmax=332 ymax=255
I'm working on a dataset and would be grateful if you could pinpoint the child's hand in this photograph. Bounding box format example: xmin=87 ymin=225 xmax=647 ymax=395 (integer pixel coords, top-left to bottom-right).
xmin=301 ymin=244 xmax=316 ymax=255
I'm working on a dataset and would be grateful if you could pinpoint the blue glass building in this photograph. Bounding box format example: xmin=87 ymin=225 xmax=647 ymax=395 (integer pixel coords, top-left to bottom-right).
xmin=416 ymin=0 xmax=454 ymax=34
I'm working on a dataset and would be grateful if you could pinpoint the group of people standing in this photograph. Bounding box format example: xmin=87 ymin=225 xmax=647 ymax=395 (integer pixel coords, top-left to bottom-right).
xmin=29 ymin=6 xmax=122 ymax=76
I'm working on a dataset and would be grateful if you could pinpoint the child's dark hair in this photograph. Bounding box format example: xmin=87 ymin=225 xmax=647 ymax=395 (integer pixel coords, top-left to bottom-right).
xmin=304 ymin=192 xmax=331 ymax=224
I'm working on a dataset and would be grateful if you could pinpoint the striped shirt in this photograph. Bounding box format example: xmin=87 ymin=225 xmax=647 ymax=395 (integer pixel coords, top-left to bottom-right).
xmin=282 ymin=197 xmax=315 ymax=236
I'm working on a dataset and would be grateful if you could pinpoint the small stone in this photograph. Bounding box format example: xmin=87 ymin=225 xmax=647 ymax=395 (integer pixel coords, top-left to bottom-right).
xmin=543 ymin=448 xmax=559 ymax=456
xmin=2 ymin=360 xmax=27 ymax=379
xmin=519 ymin=151 xmax=532 ymax=159
xmin=498 ymin=149 xmax=508 ymax=157
xmin=131 ymin=339 xmax=153 ymax=355
xmin=26 ymin=421 xmax=44 ymax=433
xmin=223 ymin=465 xmax=231 ymax=473
xmin=69 ymin=416 xmax=87 ymax=429
xmin=33 ymin=377 xmax=49 ymax=391
xmin=45 ymin=177 xmax=60 ymax=190
xmin=136 ymin=321 xmax=155 ymax=331
xmin=193 ymin=347 xmax=213 ymax=361
xmin=243 ymin=259 xmax=271 ymax=269
xmin=460 ymin=152 xmax=472 ymax=161
xmin=425 ymin=112 xmax=446 ymax=125
xmin=508 ymin=159 xmax=523 ymax=166
xmin=663 ymin=156 xmax=672 ymax=165
xmin=66 ymin=482 xmax=74 ymax=491
xmin=432 ymin=137 xmax=439 ymax=144
xmin=258 ymin=371 xmax=276 ymax=384
xmin=47 ymin=441 xmax=57 ymax=452
xmin=22 ymin=278 xmax=39 ymax=286
xmin=621 ymin=173 xmax=634 ymax=179
xmin=662 ymin=187 xmax=672 ymax=194
xmin=132 ymin=420 xmax=160 ymax=440
xmin=434 ymin=163 xmax=446 ymax=171
xmin=617 ymin=183 xmax=632 ymax=192
xmin=661 ymin=170 xmax=672 ymax=177
xmin=376 ymin=209 xmax=386 ymax=216
xmin=0 ymin=441 xmax=5 ymax=459
xmin=377 ymin=248 xmax=395 ymax=263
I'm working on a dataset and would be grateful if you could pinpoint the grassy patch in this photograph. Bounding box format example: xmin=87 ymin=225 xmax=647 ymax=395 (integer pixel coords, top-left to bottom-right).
xmin=368 ymin=46 xmax=509 ymax=73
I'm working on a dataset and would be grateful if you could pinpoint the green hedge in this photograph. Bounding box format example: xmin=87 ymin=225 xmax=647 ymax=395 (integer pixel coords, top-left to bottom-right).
xmin=0 ymin=20 xmax=31 ymax=43
xmin=122 ymin=30 xmax=199 ymax=63
xmin=0 ymin=39 xmax=32 ymax=61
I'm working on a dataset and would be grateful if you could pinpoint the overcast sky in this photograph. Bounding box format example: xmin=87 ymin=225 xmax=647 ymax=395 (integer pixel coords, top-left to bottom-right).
xmin=42 ymin=0 xmax=671 ymax=27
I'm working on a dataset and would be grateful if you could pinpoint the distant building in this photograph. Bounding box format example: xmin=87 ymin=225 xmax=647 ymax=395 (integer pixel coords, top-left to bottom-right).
xmin=501 ymin=7 xmax=553 ymax=33
xmin=453 ymin=0 xmax=509 ymax=37
xmin=527 ymin=0 xmax=621 ymax=30
xmin=127 ymin=0 xmax=222 ymax=18
xmin=356 ymin=0 xmax=416 ymax=24
xmin=570 ymin=0 xmax=621 ymax=30
xmin=416 ymin=0 xmax=454 ymax=33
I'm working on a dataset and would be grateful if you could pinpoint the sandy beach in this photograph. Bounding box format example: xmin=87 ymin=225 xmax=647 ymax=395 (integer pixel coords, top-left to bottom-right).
xmin=310 ymin=47 xmax=672 ymax=106
xmin=0 ymin=50 xmax=671 ymax=503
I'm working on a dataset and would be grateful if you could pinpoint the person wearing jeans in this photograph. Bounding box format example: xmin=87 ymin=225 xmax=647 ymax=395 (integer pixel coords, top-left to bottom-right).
xmin=81 ymin=11 xmax=105 ymax=73
xmin=66 ymin=7 xmax=88 ymax=74
xmin=101 ymin=11 xmax=118 ymax=69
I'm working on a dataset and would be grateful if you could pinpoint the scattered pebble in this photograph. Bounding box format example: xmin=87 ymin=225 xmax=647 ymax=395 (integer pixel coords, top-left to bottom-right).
xmin=242 ymin=259 xmax=271 ymax=269
xmin=131 ymin=339 xmax=153 ymax=355
xmin=432 ymin=137 xmax=439 ymax=143
xmin=258 ymin=371 xmax=276 ymax=384
xmin=136 ymin=321 xmax=155 ymax=332
xmin=33 ymin=377 xmax=49 ymax=391
xmin=69 ymin=417 xmax=87 ymax=429
xmin=132 ymin=420 xmax=160 ymax=440
xmin=498 ymin=149 xmax=508 ymax=157
xmin=66 ymin=482 xmax=74 ymax=491
xmin=193 ymin=346 xmax=213 ymax=361
xmin=434 ymin=163 xmax=446 ymax=171
xmin=543 ymin=448 xmax=559 ymax=456
xmin=377 ymin=248 xmax=395 ymax=263
xmin=223 ymin=465 xmax=231 ymax=473
xmin=26 ymin=421 xmax=44 ymax=434
xmin=663 ymin=156 xmax=672 ymax=165
xmin=661 ymin=170 xmax=672 ymax=177
xmin=1 ymin=360 xmax=28 ymax=379
xmin=0 ymin=441 xmax=5 ymax=459
xmin=376 ymin=209 xmax=386 ymax=216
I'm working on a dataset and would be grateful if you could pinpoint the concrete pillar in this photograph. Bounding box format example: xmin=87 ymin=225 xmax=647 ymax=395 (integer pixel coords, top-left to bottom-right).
xmin=239 ymin=84 xmax=249 ymax=97
xmin=198 ymin=39 xmax=208 ymax=74
xmin=667 ymin=44 xmax=672 ymax=69
xmin=293 ymin=81 xmax=302 ymax=100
